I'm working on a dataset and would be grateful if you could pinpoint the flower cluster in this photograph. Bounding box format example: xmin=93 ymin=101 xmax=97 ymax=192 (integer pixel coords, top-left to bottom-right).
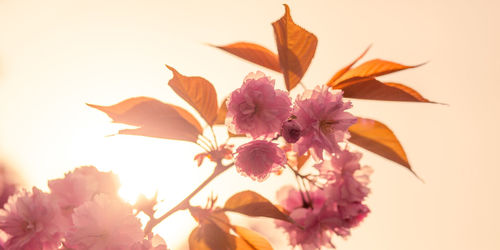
xmin=225 ymin=72 xmax=370 ymax=248
xmin=0 ymin=166 xmax=168 ymax=250
xmin=276 ymin=150 xmax=372 ymax=249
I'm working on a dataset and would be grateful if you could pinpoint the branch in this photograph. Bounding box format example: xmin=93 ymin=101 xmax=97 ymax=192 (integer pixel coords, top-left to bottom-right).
xmin=143 ymin=161 xmax=234 ymax=235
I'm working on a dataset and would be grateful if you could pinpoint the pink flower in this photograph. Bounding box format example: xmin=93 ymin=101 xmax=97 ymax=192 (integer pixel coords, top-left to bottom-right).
xmin=131 ymin=233 xmax=168 ymax=250
xmin=281 ymin=119 xmax=302 ymax=143
xmin=66 ymin=194 xmax=143 ymax=250
xmin=275 ymin=186 xmax=335 ymax=249
xmin=316 ymin=150 xmax=372 ymax=202
xmin=226 ymin=71 xmax=292 ymax=138
xmin=292 ymin=86 xmax=356 ymax=160
xmin=48 ymin=166 xmax=120 ymax=218
xmin=0 ymin=187 xmax=65 ymax=249
xmin=235 ymin=140 xmax=286 ymax=181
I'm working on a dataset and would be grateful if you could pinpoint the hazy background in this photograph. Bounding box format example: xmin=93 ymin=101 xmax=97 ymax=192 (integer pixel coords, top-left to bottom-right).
xmin=0 ymin=0 xmax=499 ymax=249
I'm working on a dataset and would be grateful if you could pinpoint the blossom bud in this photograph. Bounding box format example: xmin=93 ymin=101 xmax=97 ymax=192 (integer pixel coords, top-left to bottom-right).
xmin=281 ymin=119 xmax=302 ymax=143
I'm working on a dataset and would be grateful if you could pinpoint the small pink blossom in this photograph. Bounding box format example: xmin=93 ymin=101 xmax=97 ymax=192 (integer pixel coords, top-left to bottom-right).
xmin=316 ymin=150 xmax=372 ymax=202
xmin=66 ymin=194 xmax=143 ymax=250
xmin=292 ymin=86 xmax=356 ymax=160
xmin=281 ymin=119 xmax=302 ymax=143
xmin=0 ymin=187 xmax=65 ymax=249
xmin=275 ymin=186 xmax=334 ymax=249
xmin=131 ymin=233 xmax=168 ymax=250
xmin=226 ymin=71 xmax=292 ymax=138
xmin=235 ymin=140 xmax=286 ymax=181
xmin=48 ymin=166 xmax=120 ymax=218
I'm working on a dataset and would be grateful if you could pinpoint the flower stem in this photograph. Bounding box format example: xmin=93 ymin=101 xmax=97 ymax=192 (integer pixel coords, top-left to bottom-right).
xmin=143 ymin=161 xmax=234 ymax=235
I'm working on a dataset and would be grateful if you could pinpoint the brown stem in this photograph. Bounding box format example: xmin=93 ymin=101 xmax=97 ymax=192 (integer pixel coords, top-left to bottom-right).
xmin=143 ymin=161 xmax=234 ymax=235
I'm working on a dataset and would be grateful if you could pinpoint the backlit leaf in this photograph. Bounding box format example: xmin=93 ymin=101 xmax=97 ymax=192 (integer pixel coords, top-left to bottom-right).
xmin=166 ymin=65 xmax=218 ymax=125
xmin=330 ymin=59 xmax=424 ymax=86
xmin=213 ymin=42 xmax=281 ymax=72
xmin=326 ymin=45 xmax=371 ymax=86
xmin=224 ymin=190 xmax=293 ymax=223
xmin=189 ymin=223 xmax=235 ymax=250
xmin=88 ymin=97 xmax=202 ymax=142
xmin=232 ymin=226 xmax=273 ymax=250
xmin=272 ymin=4 xmax=318 ymax=91
xmin=214 ymin=98 xmax=228 ymax=125
xmin=348 ymin=117 xmax=415 ymax=174
xmin=333 ymin=78 xmax=435 ymax=103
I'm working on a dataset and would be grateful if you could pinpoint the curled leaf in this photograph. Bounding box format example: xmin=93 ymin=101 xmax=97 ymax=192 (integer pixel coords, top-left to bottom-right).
xmin=331 ymin=59 xmax=424 ymax=86
xmin=232 ymin=226 xmax=273 ymax=250
xmin=212 ymin=42 xmax=281 ymax=72
xmin=326 ymin=45 xmax=371 ymax=86
xmin=214 ymin=98 xmax=228 ymax=125
xmin=224 ymin=190 xmax=293 ymax=223
xmin=189 ymin=223 xmax=235 ymax=250
xmin=348 ymin=117 xmax=416 ymax=175
xmin=166 ymin=65 xmax=218 ymax=125
xmin=272 ymin=4 xmax=318 ymax=91
xmin=88 ymin=97 xmax=202 ymax=142
xmin=333 ymin=78 xmax=435 ymax=103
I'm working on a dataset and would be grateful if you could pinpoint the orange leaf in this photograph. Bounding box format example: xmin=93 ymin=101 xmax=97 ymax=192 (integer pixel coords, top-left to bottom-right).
xmin=212 ymin=42 xmax=281 ymax=72
xmin=348 ymin=117 xmax=415 ymax=174
xmin=326 ymin=45 xmax=371 ymax=86
xmin=333 ymin=78 xmax=435 ymax=103
xmin=224 ymin=190 xmax=293 ymax=223
xmin=88 ymin=97 xmax=202 ymax=142
xmin=214 ymin=98 xmax=228 ymax=125
xmin=296 ymin=150 xmax=311 ymax=171
xmin=330 ymin=59 xmax=424 ymax=86
xmin=166 ymin=65 xmax=218 ymax=125
xmin=272 ymin=4 xmax=318 ymax=91
xmin=232 ymin=226 xmax=273 ymax=250
xmin=189 ymin=223 xmax=236 ymax=250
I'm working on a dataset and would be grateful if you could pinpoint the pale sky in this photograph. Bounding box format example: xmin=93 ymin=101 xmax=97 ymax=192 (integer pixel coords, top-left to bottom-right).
xmin=0 ymin=0 xmax=499 ymax=249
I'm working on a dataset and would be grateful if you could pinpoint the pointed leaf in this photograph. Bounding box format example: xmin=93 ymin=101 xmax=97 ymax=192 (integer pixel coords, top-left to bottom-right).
xmin=213 ymin=42 xmax=281 ymax=72
xmin=189 ymin=223 xmax=236 ymax=250
xmin=214 ymin=98 xmax=228 ymax=125
xmin=166 ymin=65 xmax=218 ymax=125
xmin=88 ymin=97 xmax=202 ymax=142
xmin=333 ymin=78 xmax=435 ymax=103
xmin=232 ymin=226 xmax=273 ymax=250
xmin=331 ymin=59 xmax=424 ymax=86
xmin=348 ymin=117 xmax=413 ymax=172
xmin=224 ymin=190 xmax=293 ymax=223
xmin=272 ymin=4 xmax=318 ymax=91
xmin=326 ymin=45 xmax=371 ymax=86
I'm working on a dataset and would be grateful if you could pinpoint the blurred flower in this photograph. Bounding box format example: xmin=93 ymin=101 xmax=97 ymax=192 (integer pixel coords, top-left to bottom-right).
xmin=66 ymin=194 xmax=143 ymax=250
xmin=0 ymin=187 xmax=65 ymax=249
xmin=226 ymin=71 xmax=292 ymax=138
xmin=0 ymin=166 xmax=18 ymax=209
xmin=292 ymin=86 xmax=356 ymax=160
xmin=235 ymin=140 xmax=286 ymax=181
xmin=48 ymin=166 xmax=120 ymax=218
xmin=281 ymin=119 xmax=302 ymax=143
xmin=194 ymin=144 xmax=234 ymax=167
xmin=131 ymin=233 xmax=168 ymax=250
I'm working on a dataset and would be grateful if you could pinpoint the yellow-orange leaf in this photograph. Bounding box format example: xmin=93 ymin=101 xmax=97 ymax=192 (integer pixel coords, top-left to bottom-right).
xmin=224 ymin=190 xmax=293 ymax=223
xmin=166 ymin=65 xmax=218 ymax=125
xmin=232 ymin=226 xmax=273 ymax=250
xmin=331 ymin=59 xmax=424 ymax=86
xmin=326 ymin=45 xmax=371 ymax=86
xmin=333 ymin=78 xmax=435 ymax=103
xmin=272 ymin=4 xmax=317 ymax=91
xmin=214 ymin=98 xmax=228 ymax=125
xmin=213 ymin=42 xmax=281 ymax=72
xmin=189 ymin=223 xmax=235 ymax=250
xmin=348 ymin=117 xmax=414 ymax=173
xmin=87 ymin=97 xmax=202 ymax=142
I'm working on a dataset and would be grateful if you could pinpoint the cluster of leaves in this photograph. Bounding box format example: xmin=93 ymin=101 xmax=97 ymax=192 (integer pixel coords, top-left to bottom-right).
xmin=88 ymin=4 xmax=437 ymax=249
